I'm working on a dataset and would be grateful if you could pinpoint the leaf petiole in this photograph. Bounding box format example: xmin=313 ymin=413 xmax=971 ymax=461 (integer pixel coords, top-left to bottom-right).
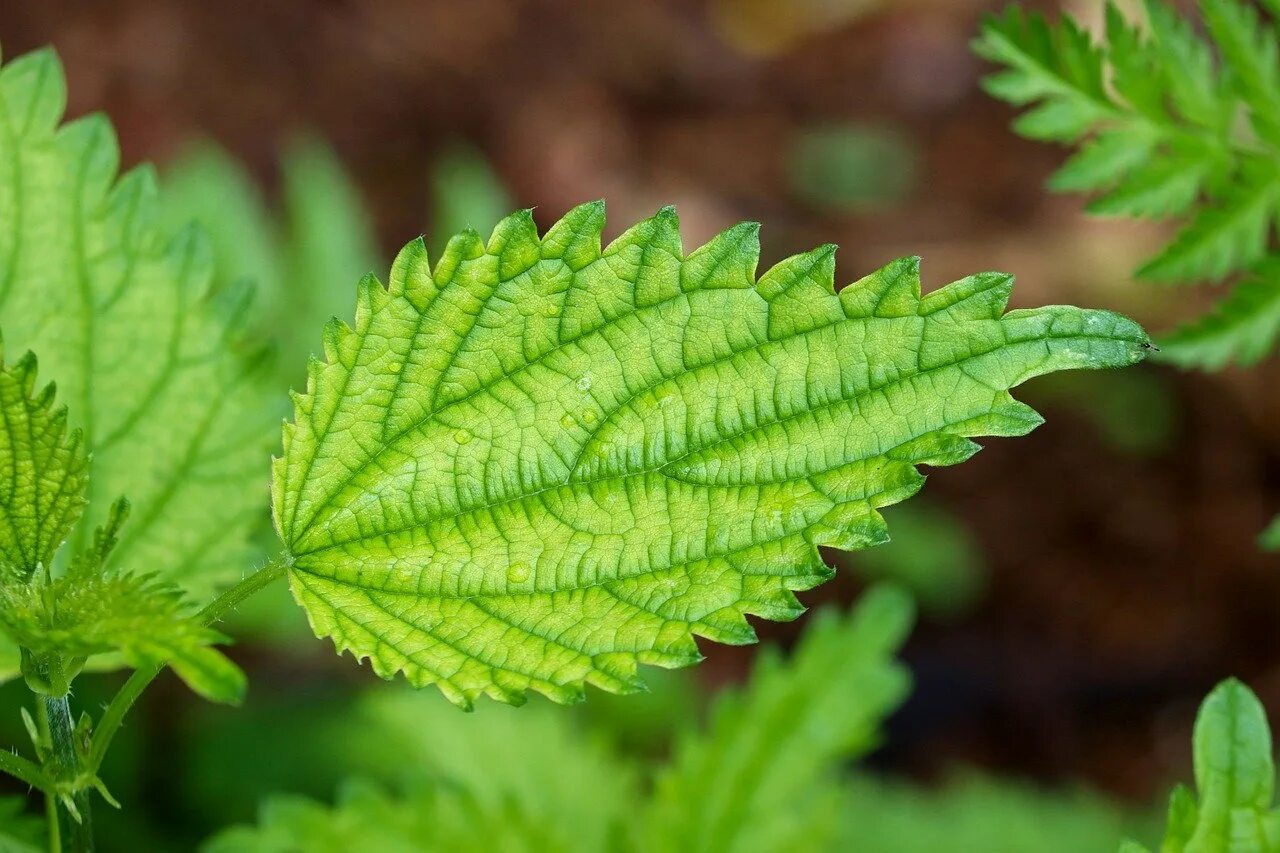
xmin=86 ymin=557 xmax=288 ymax=776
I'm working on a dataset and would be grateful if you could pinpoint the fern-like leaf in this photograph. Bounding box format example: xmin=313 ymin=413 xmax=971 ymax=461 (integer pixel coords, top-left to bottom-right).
xmin=1160 ymin=260 xmax=1280 ymax=369
xmin=977 ymin=1 xmax=1280 ymax=368
xmin=0 ymin=47 xmax=273 ymax=599
xmin=273 ymin=202 xmax=1149 ymax=707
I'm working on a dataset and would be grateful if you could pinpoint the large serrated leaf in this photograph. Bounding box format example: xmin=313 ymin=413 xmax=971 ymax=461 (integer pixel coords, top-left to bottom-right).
xmin=273 ymin=202 xmax=1150 ymax=708
xmin=0 ymin=47 xmax=273 ymax=600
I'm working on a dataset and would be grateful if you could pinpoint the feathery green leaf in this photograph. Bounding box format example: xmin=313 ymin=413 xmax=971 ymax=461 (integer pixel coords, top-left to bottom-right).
xmin=1159 ymin=261 xmax=1280 ymax=369
xmin=977 ymin=1 xmax=1280 ymax=369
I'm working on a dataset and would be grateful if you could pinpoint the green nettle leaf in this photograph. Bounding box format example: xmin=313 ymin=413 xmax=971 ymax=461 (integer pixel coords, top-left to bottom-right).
xmin=976 ymin=1 xmax=1280 ymax=369
xmin=1124 ymin=678 xmax=1280 ymax=852
xmin=0 ymin=47 xmax=273 ymax=601
xmin=273 ymin=202 xmax=1150 ymax=708
xmin=643 ymin=586 xmax=913 ymax=853
xmin=0 ymin=350 xmax=243 ymax=702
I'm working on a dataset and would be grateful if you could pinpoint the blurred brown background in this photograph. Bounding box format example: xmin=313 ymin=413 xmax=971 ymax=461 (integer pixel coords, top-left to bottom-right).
xmin=3 ymin=0 xmax=1278 ymax=814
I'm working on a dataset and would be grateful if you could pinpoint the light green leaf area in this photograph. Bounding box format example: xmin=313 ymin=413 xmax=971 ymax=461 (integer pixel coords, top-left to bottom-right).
xmin=0 ymin=47 xmax=273 ymax=602
xmin=1127 ymin=678 xmax=1280 ymax=852
xmin=0 ymin=351 xmax=242 ymax=702
xmin=642 ymin=586 xmax=913 ymax=853
xmin=274 ymin=201 xmax=1150 ymax=708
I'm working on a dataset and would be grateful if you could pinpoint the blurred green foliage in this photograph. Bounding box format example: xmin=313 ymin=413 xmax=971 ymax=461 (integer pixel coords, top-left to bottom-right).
xmin=200 ymin=588 xmax=1152 ymax=853
xmin=843 ymin=502 xmax=987 ymax=620
xmin=1124 ymin=679 xmax=1278 ymax=852
xmin=786 ymin=123 xmax=919 ymax=213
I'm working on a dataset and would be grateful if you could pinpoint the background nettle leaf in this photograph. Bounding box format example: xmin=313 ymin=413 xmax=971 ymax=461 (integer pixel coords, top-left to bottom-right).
xmin=273 ymin=201 xmax=1150 ymax=708
xmin=975 ymin=0 xmax=1280 ymax=370
xmin=1123 ymin=679 xmax=1280 ymax=852
xmin=0 ymin=47 xmax=273 ymax=602
xmin=643 ymin=586 xmax=913 ymax=853
xmin=208 ymin=589 xmax=911 ymax=853
xmin=0 ymin=350 xmax=243 ymax=703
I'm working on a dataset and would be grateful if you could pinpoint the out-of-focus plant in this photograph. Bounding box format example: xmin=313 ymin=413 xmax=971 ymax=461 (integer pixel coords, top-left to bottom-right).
xmin=163 ymin=138 xmax=380 ymax=390
xmin=786 ymin=123 xmax=920 ymax=214
xmin=1123 ymin=678 xmax=1279 ymax=852
xmin=840 ymin=773 xmax=1143 ymax=853
xmin=837 ymin=502 xmax=987 ymax=620
xmin=208 ymin=589 xmax=913 ymax=852
xmin=209 ymin=590 xmax=1150 ymax=853
xmin=976 ymin=0 xmax=1280 ymax=544
xmin=428 ymin=144 xmax=512 ymax=257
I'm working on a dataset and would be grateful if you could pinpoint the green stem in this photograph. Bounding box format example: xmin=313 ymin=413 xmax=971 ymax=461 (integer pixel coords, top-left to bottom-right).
xmin=41 ymin=696 xmax=92 ymax=852
xmin=87 ymin=557 xmax=287 ymax=775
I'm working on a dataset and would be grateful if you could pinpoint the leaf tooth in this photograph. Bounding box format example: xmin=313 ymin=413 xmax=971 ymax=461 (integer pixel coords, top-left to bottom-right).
xmin=321 ymin=316 xmax=356 ymax=368
xmin=919 ymin=271 xmax=1015 ymax=321
xmin=487 ymin=207 xmax=541 ymax=280
xmin=743 ymin=587 xmax=808 ymax=622
xmin=537 ymin=679 xmax=587 ymax=706
xmin=53 ymin=113 xmax=120 ymax=204
xmin=163 ymin=224 xmax=215 ymax=300
xmin=807 ymin=503 xmax=891 ymax=551
xmin=352 ymin=272 xmax=387 ymax=336
xmin=388 ymin=237 xmax=433 ymax=304
xmin=637 ymin=637 xmax=703 ymax=670
xmin=605 ymin=204 xmax=682 ymax=259
xmin=12 ymin=351 xmax=38 ymax=395
xmin=289 ymin=389 xmax=312 ymax=418
xmin=432 ymin=227 xmax=486 ymax=286
xmin=0 ymin=46 xmax=66 ymax=137
xmin=486 ymin=672 xmax=532 ymax=706
xmin=682 ymin=221 xmax=761 ymax=291
xmin=304 ymin=355 xmax=325 ymax=396
xmin=589 ymin=650 xmax=645 ymax=692
xmin=840 ymin=255 xmax=921 ymax=318
xmin=892 ymin=431 xmax=983 ymax=468
xmin=757 ymin=244 xmax=837 ymax=300
xmin=542 ymin=200 xmax=606 ymax=270
xmin=695 ymin=608 xmax=758 ymax=645
xmin=105 ymin=164 xmax=160 ymax=246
